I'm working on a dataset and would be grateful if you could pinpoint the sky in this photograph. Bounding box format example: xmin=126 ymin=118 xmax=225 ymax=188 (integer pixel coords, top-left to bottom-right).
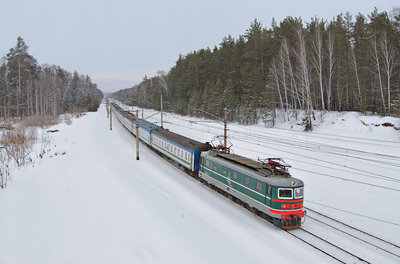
xmin=1 ymin=0 xmax=398 ymax=93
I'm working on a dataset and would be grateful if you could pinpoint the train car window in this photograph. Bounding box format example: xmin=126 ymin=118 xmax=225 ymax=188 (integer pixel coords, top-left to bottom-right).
xmin=185 ymin=152 xmax=187 ymax=161
xmin=294 ymin=187 xmax=304 ymax=199
xmin=232 ymin=171 xmax=238 ymax=180
xmin=222 ymin=167 xmax=227 ymax=175
xmin=278 ymin=188 xmax=293 ymax=199
xmin=213 ymin=163 xmax=217 ymax=171
xmin=256 ymin=181 xmax=262 ymax=191
xmin=205 ymin=160 xmax=210 ymax=167
xmin=267 ymin=185 xmax=271 ymax=195
xmin=245 ymin=176 xmax=250 ymax=186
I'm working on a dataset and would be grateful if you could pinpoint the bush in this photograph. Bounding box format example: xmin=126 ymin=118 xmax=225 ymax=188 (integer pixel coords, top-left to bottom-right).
xmin=0 ymin=125 xmax=36 ymax=167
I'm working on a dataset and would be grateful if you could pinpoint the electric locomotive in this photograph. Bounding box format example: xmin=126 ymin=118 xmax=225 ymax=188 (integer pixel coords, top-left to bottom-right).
xmin=199 ymin=150 xmax=304 ymax=229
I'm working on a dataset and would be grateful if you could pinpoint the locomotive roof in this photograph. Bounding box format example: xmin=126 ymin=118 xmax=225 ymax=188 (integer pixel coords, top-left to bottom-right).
xmin=153 ymin=129 xmax=212 ymax=151
xmin=216 ymin=152 xmax=264 ymax=171
xmin=202 ymin=150 xmax=303 ymax=187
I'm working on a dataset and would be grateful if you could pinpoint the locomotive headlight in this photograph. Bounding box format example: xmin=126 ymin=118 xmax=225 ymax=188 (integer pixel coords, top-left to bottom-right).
xmin=291 ymin=180 xmax=296 ymax=186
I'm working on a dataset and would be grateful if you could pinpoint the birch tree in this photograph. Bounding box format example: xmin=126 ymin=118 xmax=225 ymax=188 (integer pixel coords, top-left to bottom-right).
xmin=371 ymin=35 xmax=386 ymax=113
xmin=295 ymin=24 xmax=313 ymax=122
xmin=327 ymin=29 xmax=335 ymax=111
xmin=380 ymin=31 xmax=398 ymax=114
xmin=311 ymin=21 xmax=325 ymax=110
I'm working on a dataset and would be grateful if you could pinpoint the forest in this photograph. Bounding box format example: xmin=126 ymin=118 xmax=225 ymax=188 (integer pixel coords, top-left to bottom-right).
xmin=112 ymin=8 xmax=400 ymax=126
xmin=0 ymin=37 xmax=103 ymax=119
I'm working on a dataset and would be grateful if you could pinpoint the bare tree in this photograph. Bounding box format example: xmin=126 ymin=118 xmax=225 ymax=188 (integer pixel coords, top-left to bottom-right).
xmin=311 ymin=22 xmax=325 ymax=110
xmin=270 ymin=58 xmax=285 ymax=111
xmin=281 ymin=38 xmax=302 ymax=109
xmin=349 ymin=42 xmax=362 ymax=107
xmin=278 ymin=42 xmax=289 ymax=110
xmin=380 ymin=31 xmax=399 ymax=114
xmin=327 ymin=29 xmax=336 ymax=111
xmin=371 ymin=34 xmax=386 ymax=113
xmin=157 ymin=70 xmax=168 ymax=92
xmin=295 ymin=24 xmax=313 ymax=120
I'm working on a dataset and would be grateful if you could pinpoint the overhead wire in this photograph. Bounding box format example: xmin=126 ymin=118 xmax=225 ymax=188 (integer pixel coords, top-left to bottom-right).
xmin=164 ymin=119 xmax=400 ymax=187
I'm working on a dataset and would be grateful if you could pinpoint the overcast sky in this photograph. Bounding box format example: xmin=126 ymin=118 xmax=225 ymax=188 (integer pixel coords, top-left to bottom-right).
xmin=1 ymin=0 xmax=398 ymax=93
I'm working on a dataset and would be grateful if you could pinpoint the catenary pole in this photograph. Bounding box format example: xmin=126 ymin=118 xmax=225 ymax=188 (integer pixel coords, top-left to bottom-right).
xmin=224 ymin=108 xmax=227 ymax=152
xmin=109 ymin=103 xmax=112 ymax=130
xmin=160 ymin=93 xmax=164 ymax=128
xmin=136 ymin=110 xmax=139 ymax=160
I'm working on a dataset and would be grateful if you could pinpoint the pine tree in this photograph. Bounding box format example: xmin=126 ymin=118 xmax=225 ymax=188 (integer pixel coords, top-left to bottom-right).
xmin=6 ymin=37 xmax=38 ymax=117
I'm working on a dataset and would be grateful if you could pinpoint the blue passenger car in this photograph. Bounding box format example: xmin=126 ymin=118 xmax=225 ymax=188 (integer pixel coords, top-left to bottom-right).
xmin=151 ymin=129 xmax=211 ymax=172
xmin=133 ymin=119 xmax=161 ymax=145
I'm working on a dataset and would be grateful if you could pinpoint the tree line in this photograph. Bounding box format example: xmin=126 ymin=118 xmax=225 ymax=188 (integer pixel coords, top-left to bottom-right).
xmin=0 ymin=37 xmax=103 ymax=119
xmin=113 ymin=8 xmax=400 ymax=125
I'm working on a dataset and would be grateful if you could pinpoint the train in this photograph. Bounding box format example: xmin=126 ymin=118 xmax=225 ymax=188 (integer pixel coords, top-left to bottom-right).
xmin=110 ymin=102 xmax=305 ymax=229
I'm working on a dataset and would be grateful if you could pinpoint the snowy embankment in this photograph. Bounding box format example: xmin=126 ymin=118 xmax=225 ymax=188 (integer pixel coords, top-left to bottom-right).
xmin=0 ymin=104 xmax=331 ymax=264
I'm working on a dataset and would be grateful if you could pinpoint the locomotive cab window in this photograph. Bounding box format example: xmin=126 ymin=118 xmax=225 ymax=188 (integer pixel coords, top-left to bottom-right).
xmin=294 ymin=187 xmax=304 ymax=199
xmin=278 ymin=188 xmax=293 ymax=199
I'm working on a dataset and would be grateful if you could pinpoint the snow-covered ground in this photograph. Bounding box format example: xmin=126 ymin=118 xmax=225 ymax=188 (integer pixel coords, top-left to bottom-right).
xmin=0 ymin=103 xmax=399 ymax=263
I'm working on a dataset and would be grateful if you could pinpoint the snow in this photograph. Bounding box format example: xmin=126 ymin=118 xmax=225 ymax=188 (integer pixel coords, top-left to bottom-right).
xmin=0 ymin=103 xmax=399 ymax=263
xmin=0 ymin=105 xmax=328 ymax=264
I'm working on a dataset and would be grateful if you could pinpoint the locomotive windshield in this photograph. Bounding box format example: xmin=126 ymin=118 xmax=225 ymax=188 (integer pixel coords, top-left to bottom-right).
xmin=294 ymin=187 xmax=304 ymax=199
xmin=278 ymin=188 xmax=293 ymax=199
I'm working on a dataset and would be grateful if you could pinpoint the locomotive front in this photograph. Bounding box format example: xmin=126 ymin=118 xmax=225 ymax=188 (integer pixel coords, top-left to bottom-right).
xmin=268 ymin=177 xmax=305 ymax=229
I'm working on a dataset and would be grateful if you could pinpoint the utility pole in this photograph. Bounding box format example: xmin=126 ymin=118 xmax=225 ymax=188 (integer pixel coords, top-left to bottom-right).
xmin=141 ymin=98 xmax=144 ymax=119
xmin=224 ymin=108 xmax=227 ymax=153
xmin=109 ymin=103 xmax=112 ymax=130
xmin=106 ymin=99 xmax=109 ymax=118
xmin=160 ymin=93 xmax=164 ymax=128
xmin=136 ymin=110 xmax=139 ymax=160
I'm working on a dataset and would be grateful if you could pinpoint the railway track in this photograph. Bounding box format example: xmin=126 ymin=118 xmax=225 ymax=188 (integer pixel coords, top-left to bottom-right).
xmin=286 ymin=207 xmax=400 ymax=263
xmin=286 ymin=227 xmax=371 ymax=263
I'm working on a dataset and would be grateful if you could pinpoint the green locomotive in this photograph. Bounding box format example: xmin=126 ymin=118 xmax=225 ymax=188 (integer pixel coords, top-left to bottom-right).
xmin=199 ymin=150 xmax=304 ymax=229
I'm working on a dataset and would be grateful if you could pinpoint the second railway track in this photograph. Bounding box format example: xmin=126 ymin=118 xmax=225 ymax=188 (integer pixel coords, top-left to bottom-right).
xmin=286 ymin=207 xmax=400 ymax=263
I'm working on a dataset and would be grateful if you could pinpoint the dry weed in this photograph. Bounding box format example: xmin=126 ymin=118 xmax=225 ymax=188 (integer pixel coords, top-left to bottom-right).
xmin=23 ymin=116 xmax=60 ymax=128
xmin=62 ymin=114 xmax=73 ymax=125
xmin=0 ymin=125 xmax=36 ymax=167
